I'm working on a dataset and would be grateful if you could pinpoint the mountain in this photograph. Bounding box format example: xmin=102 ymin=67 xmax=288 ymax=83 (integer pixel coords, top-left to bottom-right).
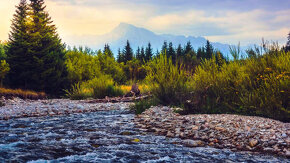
xmin=66 ymin=23 xmax=233 ymax=57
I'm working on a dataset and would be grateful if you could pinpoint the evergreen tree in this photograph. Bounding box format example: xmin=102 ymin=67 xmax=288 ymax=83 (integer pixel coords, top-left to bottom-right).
xmin=8 ymin=0 xmax=68 ymax=95
xmin=176 ymin=44 xmax=183 ymax=58
xmin=168 ymin=42 xmax=176 ymax=63
xmin=103 ymin=44 xmax=113 ymax=57
xmin=286 ymin=32 xmax=290 ymax=52
xmin=197 ymin=47 xmax=205 ymax=59
xmin=145 ymin=42 xmax=153 ymax=62
xmin=205 ymin=40 xmax=213 ymax=59
xmin=123 ymin=40 xmax=133 ymax=63
xmin=184 ymin=41 xmax=192 ymax=55
xmin=117 ymin=48 xmax=123 ymax=63
xmin=6 ymin=0 xmax=30 ymax=89
xmin=161 ymin=41 xmax=168 ymax=55
xmin=136 ymin=46 xmax=141 ymax=61
xmin=140 ymin=46 xmax=145 ymax=63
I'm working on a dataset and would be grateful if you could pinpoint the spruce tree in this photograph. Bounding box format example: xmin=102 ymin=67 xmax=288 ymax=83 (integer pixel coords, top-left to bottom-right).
xmin=6 ymin=0 xmax=30 ymax=88
xmin=140 ymin=47 xmax=145 ymax=63
xmin=184 ymin=41 xmax=192 ymax=55
xmin=168 ymin=42 xmax=176 ymax=63
xmin=176 ymin=44 xmax=183 ymax=58
xmin=8 ymin=0 xmax=68 ymax=95
xmin=145 ymin=42 xmax=153 ymax=62
xmin=161 ymin=41 xmax=168 ymax=55
xmin=117 ymin=48 xmax=123 ymax=63
xmin=136 ymin=47 xmax=141 ymax=61
xmin=103 ymin=44 xmax=113 ymax=57
xmin=286 ymin=32 xmax=290 ymax=52
xmin=123 ymin=40 xmax=133 ymax=63
xmin=205 ymin=40 xmax=213 ymax=59
xmin=29 ymin=0 xmax=67 ymax=95
xmin=197 ymin=47 xmax=205 ymax=59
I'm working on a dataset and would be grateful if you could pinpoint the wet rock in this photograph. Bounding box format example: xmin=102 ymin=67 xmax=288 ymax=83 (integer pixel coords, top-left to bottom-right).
xmin=249 ymin=139 xmax=258 ymax=147
xmin=166 ymin=131 xmax=174 ymax=137
xmin=183 ymin=139 xmax=204 ymax=147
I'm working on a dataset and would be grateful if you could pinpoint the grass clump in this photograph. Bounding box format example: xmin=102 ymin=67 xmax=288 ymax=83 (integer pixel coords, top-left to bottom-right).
xmin=145 ymin=53 xmax=190 ymax=106
xmin=65 ymin=75 xmax=124 ymax=100
xmin=189 ymin=50 xmax=290 ymax=122
xmin=0 ymin=87 xmax=46 ymax=99
xmin=130 ymin=98 xmax=158 ymax=114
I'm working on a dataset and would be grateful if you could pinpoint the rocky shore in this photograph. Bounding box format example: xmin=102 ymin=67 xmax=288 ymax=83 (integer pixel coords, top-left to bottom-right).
xmin=0 ymin=98 xmax=132 ymax=120
xmin=134 ymin=106 xmax=290 ymax=158
xmin=1 ymin=98 xmax=289 ymax=159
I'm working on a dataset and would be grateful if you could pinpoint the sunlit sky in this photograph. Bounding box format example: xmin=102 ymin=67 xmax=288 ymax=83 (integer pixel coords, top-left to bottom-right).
xmin=0 ymin=0 xmax=289 ymax=46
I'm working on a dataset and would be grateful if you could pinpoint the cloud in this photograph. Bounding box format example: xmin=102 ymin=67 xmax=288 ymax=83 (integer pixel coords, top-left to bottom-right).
xmin=0 ymin=0 xmax=289 ymax=46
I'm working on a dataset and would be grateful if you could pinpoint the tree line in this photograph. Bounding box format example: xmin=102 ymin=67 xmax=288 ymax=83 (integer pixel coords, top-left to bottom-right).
xmin=1 ymin=0 xmax=289 ymax=97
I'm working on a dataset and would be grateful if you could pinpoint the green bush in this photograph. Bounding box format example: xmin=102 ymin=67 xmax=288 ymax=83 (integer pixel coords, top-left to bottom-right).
xmin=65 ymin=75 xmax=124 ymax=100
xmin=85 ymin=75 xmax=124 ymax=99
xmin=64 ymin=82 xmax=92 ymax=100
xmin=189 ymin=50 xmax=290 ymax=122
xmin=145 ymin=53 xmax=190 ymax=106
xmin=130 ymin=98 xmax=158 ymax=114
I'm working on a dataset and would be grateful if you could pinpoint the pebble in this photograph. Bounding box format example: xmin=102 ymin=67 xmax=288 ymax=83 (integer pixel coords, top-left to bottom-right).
xmin=134 ymin=106 xmax=290 ymax=157
xmin=0 ymin=98 xmax=133 ymax=120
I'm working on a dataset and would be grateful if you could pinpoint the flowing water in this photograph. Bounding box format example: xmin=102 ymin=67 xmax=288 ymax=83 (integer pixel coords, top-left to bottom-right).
xmin=0 ymin=107 xmax=288 ymax=162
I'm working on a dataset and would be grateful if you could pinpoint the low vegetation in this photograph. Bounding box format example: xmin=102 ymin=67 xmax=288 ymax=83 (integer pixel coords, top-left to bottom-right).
xmin=0 ymin=87 xmax=46 ymax=100
xmin=1 ymin=0 xmax=289 ymax=122
xmin=140 ymin=45 xmax=289 ymax=122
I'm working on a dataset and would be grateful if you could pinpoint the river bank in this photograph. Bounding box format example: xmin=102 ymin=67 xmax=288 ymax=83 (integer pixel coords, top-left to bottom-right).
xmin=0 ymin=98 xmax=289 ymax=161
xmin=134 ymin=106 xmax=290 ymax=158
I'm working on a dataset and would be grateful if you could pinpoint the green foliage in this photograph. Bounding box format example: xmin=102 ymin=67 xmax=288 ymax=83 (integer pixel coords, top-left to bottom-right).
xmin=130 ymin=98 xmax=158 ymax=114
xmin=64 ymin=82 xmax=92 ymax=100
xmin=0 ymin=42 xmax=7 ymax=60
xmin=86 ymin=75 xmax=123 ymax=99
xmin=65 ymin=48 xmax=101 ymax=84
xmin=96 ymin=50 xmax=126 ymax=84
xmin=189 ymin=50 xmax=290 ymax=122
xmin=123 ymin=40 xmax=133 ymax=64
xmin=7 ymin=0 xmax=67 ymax=95
xmin=65 ymin=75 xmax=124 ymax=100
xmin=145 ymin=53 xmax=189 ymax=106
xmin=0 ymin=60 xmax=10 ymax=86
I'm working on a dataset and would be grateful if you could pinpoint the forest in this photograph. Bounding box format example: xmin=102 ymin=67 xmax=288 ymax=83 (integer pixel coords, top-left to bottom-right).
xmin=0 ymin=0 xmax=289 ymax=122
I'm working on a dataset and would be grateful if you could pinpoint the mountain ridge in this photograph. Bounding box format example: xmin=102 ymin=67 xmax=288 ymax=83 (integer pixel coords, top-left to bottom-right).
xmin=66 ymin=23 xmax=234 ymax=57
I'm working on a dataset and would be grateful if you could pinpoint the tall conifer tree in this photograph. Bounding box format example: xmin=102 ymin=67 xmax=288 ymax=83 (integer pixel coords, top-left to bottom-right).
xmin=184 ymin=41 xmax=192 ymax=55
xmin=7 ymin=0 xmax=30 ymax=88
xmin=123 ymin=40 xmax=133 ymax=63
xmin=8 ymin=0 xmax=68 ymax=95
xmin=168 ymin=42 xmax=176 ymax=63
xmin=145 ymin=42 xmax=153 ymax=62
xmin=205 ymin=40 xmax=213 ymax=59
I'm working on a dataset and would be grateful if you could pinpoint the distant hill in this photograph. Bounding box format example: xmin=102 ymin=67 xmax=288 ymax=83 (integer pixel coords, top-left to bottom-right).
xmin=66 ymin=23 xmax=236 ymax=57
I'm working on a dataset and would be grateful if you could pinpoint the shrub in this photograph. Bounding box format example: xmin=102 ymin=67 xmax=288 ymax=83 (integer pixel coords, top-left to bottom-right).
xmin=130 ymin=98 xmax=158 ymax=114
xmin=189 ymin=50 xmax=290 ymax=122
xmin=0 ymin=87 xmax=46 ymax=99
xmin=145 ymin=53 xmax=190 ymax=106
xmin=65 ymin=75 xmax=124 ymax=100
xmin=64 ymin=83 xmax=92 ymax=100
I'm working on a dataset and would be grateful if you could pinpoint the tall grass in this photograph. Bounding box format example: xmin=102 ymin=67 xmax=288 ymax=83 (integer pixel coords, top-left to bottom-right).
xmin=189 ymin=50 xmax=289 ymax=122
xmin=65 ymin=75 xmax=124 ymax=100
xmin=145 ymin=53 xmax=190 ymax=106
xmin=0 ymin=87 xmax=46 ymax=99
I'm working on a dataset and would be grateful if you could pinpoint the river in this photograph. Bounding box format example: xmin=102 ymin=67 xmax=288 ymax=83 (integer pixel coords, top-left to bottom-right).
xmin=0 ymin=106 xmax=288 ymax=162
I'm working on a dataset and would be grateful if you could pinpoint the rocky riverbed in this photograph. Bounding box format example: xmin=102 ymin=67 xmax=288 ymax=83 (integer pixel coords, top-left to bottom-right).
xmin=0 ymin=99 xmax=289 ymax=162
xmin=135 ymin=106 xmax=290 ymax=158
xmin=0 ymin=98 xmax=133 ymax=120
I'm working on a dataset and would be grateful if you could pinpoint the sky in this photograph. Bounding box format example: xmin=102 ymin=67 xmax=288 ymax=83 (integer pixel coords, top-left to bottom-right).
xmin=0 ymin=0 xmax=289 ymax=46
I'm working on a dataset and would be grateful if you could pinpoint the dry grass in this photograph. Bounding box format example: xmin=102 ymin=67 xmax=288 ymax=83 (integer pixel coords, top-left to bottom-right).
xmin=0 ymin=87 xmax=46 ymax=100
xmin=119 ymin=84 xmax=149 ymax=94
